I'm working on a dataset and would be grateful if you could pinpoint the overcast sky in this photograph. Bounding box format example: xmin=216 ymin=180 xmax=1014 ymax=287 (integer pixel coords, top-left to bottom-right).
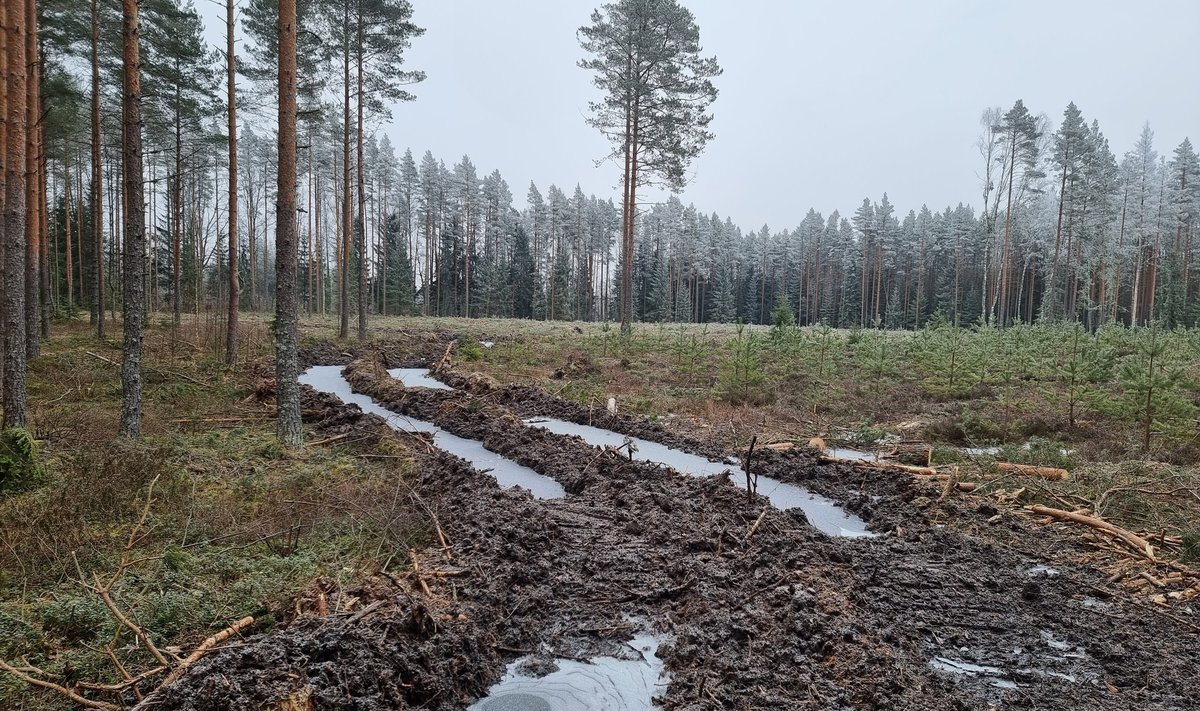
xmin=203 ymin=0 xmax=1199 ymax=230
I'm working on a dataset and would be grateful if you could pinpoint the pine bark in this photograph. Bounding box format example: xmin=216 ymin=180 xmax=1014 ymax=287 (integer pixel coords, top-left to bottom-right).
xmin=64 ymin=145 xmax=73 ymax=306
xmin=23 ymin=0 xmax=39 ymax=358
xmin=355 ymin=7 xmax=367 ymax=339
xmin=1 ymin=0 xmax=7 ymax=396
xmin=339 ymin=6 xmax=351 ymax=340
xmin=274 ymin=0 xmax=302 ymax=446
xmin=2 ymin=0 xmax=29 ymax=428
xmin=119 ymin=0 xmax=146 ymax=438
xmin=91 ymin=0 xmax=104 ymax=337
xmin=225 ymin=0 xmax=239 ymax=364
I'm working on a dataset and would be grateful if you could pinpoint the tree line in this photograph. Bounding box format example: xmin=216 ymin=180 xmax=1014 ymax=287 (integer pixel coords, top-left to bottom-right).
xmin=1 ymin=0 xmax=1198 ymax=441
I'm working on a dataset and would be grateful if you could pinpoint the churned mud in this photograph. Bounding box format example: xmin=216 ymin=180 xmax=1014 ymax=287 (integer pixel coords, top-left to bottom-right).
xmin=152 ymin=337 xmax=1200 ymax=711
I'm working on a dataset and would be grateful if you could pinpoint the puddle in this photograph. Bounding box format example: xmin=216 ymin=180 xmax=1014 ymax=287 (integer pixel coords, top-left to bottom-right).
xmin=964 ymin=446 xmax=1002 ymax=456
xmin=525 ymin=418 xmax=874 ymax=538
xmin=300 ymin=366 xmax=565 ymax=499
xmin=930 ymin=657 xmax=1016 ymax=688
xmin=824 ymin=447 xmax=878 ymax=461
xmin=468 ymin=633 xmax=666 ymax=711
xmin=387 ymin=367 xmax=454 ymax=390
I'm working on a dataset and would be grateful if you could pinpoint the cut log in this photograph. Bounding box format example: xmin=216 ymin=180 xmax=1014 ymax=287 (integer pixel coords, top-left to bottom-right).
xmin=998 ymin=462 xmax=1069 ymax=481
xmin=1028 ymin=504 xmax=1156 ymax=561
xmin=818 ymin=454 xmax=940 ymax=477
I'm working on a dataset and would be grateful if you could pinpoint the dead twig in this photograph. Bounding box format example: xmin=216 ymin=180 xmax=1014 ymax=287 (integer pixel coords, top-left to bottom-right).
xmin=745 ymin=508 xmax=769 ymax=540
xmin=0 ymin=659 xmax=120 ymax=710
xmin=308 ymin=433 xmax=350 ymax=447
xmin=85 ymin=350 xmax=212 ymax=389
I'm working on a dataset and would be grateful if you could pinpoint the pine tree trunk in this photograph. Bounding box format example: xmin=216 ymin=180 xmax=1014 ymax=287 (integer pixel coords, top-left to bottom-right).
xmin=64 ymin=144 xmax=73 ymax=306
xmin=119 ymin=0 xmax=146 ymax=438
xmin=307 ymin=144 xmax=313 ymax=313
xmin=91 ymin=0 xmax=104 ymax=337
xmin=619 ymin=56 xmax=634 ymax=336
xmin=24 ymin=0 xmax=39 ymax=359
xmin=999 ymin=134 xmax=1017 ymax=327
xmin=1048 ymin=157 xmax=1068 ymax=320
xmin=338 ymin=6 xmax=351 ymax=340
xmin=3 ymin=0 xmax=29 ymax=428
xmin=38 ymin=111 xmax=48 ymax=337
xmin=275 ymin=0 xmax=302 ymax=447
xmin=1 ymin=0 xmax=7 ymax=398
xmin=225 ymin=0 xmax=239 ymax=363
xmin=173 ymin=108 xmax=183 ymax=327
xmin=355 ymin=10 xmax=367 ymax=340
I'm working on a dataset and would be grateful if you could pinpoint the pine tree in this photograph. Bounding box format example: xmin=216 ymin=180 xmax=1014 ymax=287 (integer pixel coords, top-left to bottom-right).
xmin=994 ymin=99 xmax=1043 ymax=326
xmin=275 ymin=0 xmax=302 ymax=446
xmin=3 ymin=0 xmax=30 ymax=428
xmin=119 ymin=0 xmax=147 ymax=437
xmin=579 ymin=0 xmax=721 ymax=335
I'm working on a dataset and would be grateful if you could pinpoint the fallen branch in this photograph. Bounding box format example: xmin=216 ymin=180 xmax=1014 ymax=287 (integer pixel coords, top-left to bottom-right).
xmin=818 ymin=454 xmax=940 ymax=477
xmin=998 ymin=462 xmax=1069 ymax=481
xmin=308 ymin=433 xmax=350 ymax=447
xmin=745 ymin=508 xmax=769 ymax=539
xmin=434 ymin=340 xmax=457 ymax=372
xmin=0 ymin=659 xmax=120 ymax=710
xmin=85 ymin=350 xmax=212 ymax=389
xmin=160 ymin=616 xmax=255 ymax=686
xmin=1028 ymin=504 xmax=1156 ymax=561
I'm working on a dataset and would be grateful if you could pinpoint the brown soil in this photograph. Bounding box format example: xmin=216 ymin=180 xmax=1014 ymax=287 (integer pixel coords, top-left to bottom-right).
xmin=150 ymin=345 xmax=1200 ymax=711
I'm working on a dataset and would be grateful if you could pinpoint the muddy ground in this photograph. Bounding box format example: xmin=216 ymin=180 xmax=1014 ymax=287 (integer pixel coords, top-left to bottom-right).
xmin=152 ymin=335 xmax=1200 ymax=710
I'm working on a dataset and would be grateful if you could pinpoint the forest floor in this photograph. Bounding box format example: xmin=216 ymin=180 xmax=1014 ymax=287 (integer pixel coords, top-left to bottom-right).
xmin=2 ymin=315 xmax=1199 ymax=710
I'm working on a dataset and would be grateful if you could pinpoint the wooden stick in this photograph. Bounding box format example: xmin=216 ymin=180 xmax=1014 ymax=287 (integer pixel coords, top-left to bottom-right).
xmin=744 ymin=435 xmax=758 ymax=502
xmin=1028 ymin=504 xmax=1156 ymax=561
xmin=434 ymin=339 xmax=456 ymax=372
xmin=308 ymin=433 xmax=350 ymax=447
xmin=77 ymin=664 xmax=168 ymax=692
xmin=159 ymin=616 xmax=255 ymax=686
xmin=410 ymin=551 xmax=433 ymax=597
xmin=745 ymin=508 xmax=769 ymax=539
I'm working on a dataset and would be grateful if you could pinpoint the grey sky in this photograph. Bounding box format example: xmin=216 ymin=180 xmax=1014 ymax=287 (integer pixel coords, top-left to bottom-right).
xmin=204 ymin=0 xmax=1199 ymax=230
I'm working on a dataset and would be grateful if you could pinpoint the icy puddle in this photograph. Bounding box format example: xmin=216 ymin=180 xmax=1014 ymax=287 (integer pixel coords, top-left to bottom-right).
xmin=525 ymin=418 xmax=874 ymax=538
xmin=300 ymin=366 xmax=564 ymax=499
xmin=468 ymin=633 xmax=666 ymax=711
xmin=387 ymin=367 xmax=454 ymax=390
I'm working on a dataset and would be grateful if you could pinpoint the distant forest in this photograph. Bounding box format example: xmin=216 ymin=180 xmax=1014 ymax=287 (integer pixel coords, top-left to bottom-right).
xmin=28 ymin=1 xmax=1200 ymax=331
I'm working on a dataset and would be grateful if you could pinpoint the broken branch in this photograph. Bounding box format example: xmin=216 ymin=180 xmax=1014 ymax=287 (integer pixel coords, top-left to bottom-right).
xmin=1028 ymin=505 xmax=1156 ymax=561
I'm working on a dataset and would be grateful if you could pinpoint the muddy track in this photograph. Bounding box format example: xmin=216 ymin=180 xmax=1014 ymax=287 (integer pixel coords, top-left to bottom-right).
xmin=153 ymin=353 xmax=1200 ymax=710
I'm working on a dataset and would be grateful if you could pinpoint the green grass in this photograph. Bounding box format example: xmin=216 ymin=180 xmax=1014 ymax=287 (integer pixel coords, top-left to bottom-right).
xmin=0 ymin=320 xmax=426 ymax=709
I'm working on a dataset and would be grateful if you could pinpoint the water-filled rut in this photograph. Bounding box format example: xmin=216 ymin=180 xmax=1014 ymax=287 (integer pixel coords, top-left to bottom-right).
xmin=304 ymin=363 xmax=872 ymax=538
